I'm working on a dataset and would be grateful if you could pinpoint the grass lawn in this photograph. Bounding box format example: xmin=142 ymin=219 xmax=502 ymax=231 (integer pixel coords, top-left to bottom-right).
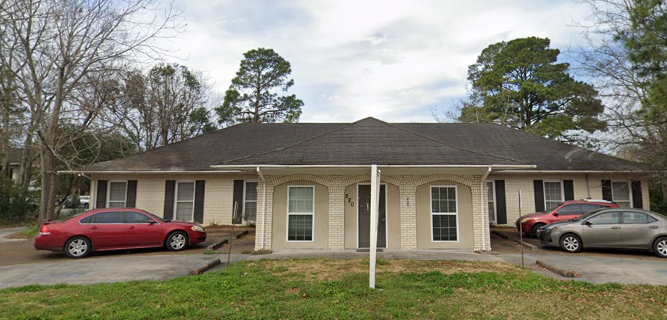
xmin=0 ymin=259 xmax=665 ymax=319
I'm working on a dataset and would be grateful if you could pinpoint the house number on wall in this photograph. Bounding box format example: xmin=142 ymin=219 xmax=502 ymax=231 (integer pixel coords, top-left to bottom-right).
xmin=344 ymin=193 xmax=354 ymax=207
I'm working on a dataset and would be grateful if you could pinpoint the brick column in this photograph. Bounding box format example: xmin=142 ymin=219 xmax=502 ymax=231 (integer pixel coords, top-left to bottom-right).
xmin=327 ymin=176 xmax=345 ymax=250
xmin=471 ymin=176 xmax=489 ymax=251
xmin=254 ymin=180 xmax=274 ymax=251
xmin=399 ymin=176 xmax=418 ymax=249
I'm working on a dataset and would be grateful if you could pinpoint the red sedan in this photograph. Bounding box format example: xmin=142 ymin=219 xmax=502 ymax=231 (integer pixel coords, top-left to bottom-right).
xmin=34 ymin=208 xmax=207 ymax=258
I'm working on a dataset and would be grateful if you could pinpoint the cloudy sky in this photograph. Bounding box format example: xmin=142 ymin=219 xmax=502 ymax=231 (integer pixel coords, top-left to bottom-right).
xmin=157 ymin=0 xmax=591 ymax=123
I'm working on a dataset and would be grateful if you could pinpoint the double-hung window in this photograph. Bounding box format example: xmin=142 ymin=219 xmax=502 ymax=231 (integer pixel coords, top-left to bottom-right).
xmin=611 ymin=181 xmax=632 ymax=208
xmin=543 ymin=181 xmax=564 ymax=210
xmin=244 ymin=181 xmax=258 ymax=222
xmin=175 ymin=181 xmax=195 ymax=221
xmin=431 ymin=186 xmax=458 ymax=241
xmin=287 ymin=186 xmax=314 ymax=241
xmin=107 ymin=181 xmax=128 ymax=208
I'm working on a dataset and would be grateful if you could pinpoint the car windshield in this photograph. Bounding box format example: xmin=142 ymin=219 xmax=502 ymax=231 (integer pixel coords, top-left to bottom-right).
xmin=571 ymin=208 xmax=607 ymax=222
xmin=143 ymin=211 xmax=167 ymax=222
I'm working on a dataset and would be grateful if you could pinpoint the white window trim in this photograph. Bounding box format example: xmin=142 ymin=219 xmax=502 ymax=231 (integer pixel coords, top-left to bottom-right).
xmin=174 ymin=180 xmax=196 ymax=222
xmin=430 ymin=185 xmax=460 ymax=243
xmin=106 ymin=180 xmax=128 ymax=208
xmin=611 ymin=180 xmax=633 ymax=208
xmin=355 ymin=183 xmax=389 ymax=249
xmin=286 ymin=185 xmax=315 ymax=243
xmin=243 ymin=180 xmax=258 ymax=223
xmin=543 ymin=180 xmax=564 ymax=210
xmin=487 ymin=180 xmax=497 ymax=224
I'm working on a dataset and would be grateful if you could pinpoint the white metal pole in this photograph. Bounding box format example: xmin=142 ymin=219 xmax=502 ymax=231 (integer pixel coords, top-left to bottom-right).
xmin=369 ymin=164 xmax=380 ymax=289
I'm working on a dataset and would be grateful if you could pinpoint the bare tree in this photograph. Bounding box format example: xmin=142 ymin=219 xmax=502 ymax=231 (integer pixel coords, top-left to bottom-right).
xmin=0 ymin=0 xmax=180 ymax=221
xmin=105 ymin=63 xmax=217 ymax=152
xmin=571 ymin=0 xmax=667 ymax=205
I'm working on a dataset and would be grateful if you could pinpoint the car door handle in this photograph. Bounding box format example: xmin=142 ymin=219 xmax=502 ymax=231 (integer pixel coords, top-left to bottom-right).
xmin=649 ymin=226 xmax=659 ymax=229
xmin=89 ymin=226 xmax=98 ymax=230
xmin=128 ymin=226 xmax=135 ymax=230
xmin=611 ymin=226 xmax=621 ymax=229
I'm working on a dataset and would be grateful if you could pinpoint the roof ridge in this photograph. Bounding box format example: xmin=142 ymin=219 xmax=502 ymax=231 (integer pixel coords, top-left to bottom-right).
xmin=387 ymin=122 xmax=526 ymax=164
xmin=220 ymin=117 xmax=526 ymax=165
xmin=218 ymin=118 xmax=373 ymax=165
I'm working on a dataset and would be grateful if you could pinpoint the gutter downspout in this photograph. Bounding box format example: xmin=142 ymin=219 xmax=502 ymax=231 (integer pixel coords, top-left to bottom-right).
xmin=257 ymin=167 xmax=267 ymax=250
xmin=480 ymin=167 xmax=492 ymax=251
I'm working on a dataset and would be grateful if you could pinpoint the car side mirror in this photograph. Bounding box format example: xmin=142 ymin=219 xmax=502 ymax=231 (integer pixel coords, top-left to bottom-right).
xmin=552 ymin=212 xmax=559 ymax=217
xmin=583 ymin=220 xmax=592 ymax=226
xmin=148 ymin=220 xmax=156 ymax=225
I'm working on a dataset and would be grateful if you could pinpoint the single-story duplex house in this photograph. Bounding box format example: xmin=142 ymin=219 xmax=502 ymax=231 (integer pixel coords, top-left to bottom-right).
xmin=73 ymin=117 xmax=650 ymax=252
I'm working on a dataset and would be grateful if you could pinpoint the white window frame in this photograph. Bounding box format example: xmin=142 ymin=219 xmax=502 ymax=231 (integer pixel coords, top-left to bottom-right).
xmin=355 ymin=183 xmax=389 ymax=249
xmin=430 ymin=185 xmax=460 ymax=243
xmin=243 ymin=180 xmax=258 ymax=223
xmin=106 ymin=180 xmax=128 ymax=208
xmin=543 ymin=180 xmax=564 ymax=210
xmin=174 ymin=181 xmax=196 ymax=222
xmin=487 ymin=180 xmax=497 ymax=224
xmin=286 ymin=185 xmax=315 ymax=242
xmin=611 ymin=180 xmax=633 ymax=208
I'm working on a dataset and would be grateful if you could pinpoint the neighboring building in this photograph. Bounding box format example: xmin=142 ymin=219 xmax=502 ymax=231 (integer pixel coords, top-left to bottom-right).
xmin=73 ymin=117 xmax=650 ymax=252
xmin=1 ymin=148 xmax=24 ymax=182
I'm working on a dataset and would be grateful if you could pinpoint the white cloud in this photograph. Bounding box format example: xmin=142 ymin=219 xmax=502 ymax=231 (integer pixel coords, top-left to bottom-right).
xmin=156 ymin=0 xmax=592 ymax=123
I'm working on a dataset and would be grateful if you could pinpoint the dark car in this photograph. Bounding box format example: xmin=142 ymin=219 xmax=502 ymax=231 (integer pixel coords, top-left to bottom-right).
xmin=516 ymin=200 xmax=618 ymax=237
xmin=539 ymin=208 xmax=667 ymax=258
xmin=34 ymin=208 xmax=207 ymax=258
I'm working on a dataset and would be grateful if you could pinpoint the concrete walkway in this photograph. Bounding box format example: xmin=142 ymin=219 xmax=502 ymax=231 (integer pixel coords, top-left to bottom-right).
xmin=0 ymin=253 xmax=246 ymax=289
xmin=247 ymin=249 xmax=506 ymax=262
xmin=0 ymin=227 xmax=26 ymax=243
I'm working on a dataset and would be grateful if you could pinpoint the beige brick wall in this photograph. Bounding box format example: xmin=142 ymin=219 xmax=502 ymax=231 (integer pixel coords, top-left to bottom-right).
xmin=488 ymin=173 xmax=651 ymax=226
xmin=91 ymin=173 xmax=255 ymax=226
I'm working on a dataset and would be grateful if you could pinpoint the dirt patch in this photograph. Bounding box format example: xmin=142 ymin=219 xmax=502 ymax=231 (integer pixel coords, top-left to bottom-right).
xmin=250 ymin=259 xmax=524 ymax=282
xmin=4 ymin=232 xmax=30 ymax=240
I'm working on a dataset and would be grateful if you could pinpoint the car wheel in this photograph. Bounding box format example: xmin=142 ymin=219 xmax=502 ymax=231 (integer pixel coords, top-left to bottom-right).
xmin=653 ymin=237 xmax=667 ymax=258
xmin=560 ymin=234 xmax=582 ymax=253
xmin=166 ymin=231 xmax=188 ymax=251
xmin=531 ymin=223 xmax=545 ymax=238
xmin=65 ymin=236 xmax=91 ymax=258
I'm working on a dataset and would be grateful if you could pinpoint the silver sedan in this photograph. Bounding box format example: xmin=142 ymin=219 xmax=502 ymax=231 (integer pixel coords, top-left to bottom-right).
xmin=539 ymin=208 xmax=667 ymax=258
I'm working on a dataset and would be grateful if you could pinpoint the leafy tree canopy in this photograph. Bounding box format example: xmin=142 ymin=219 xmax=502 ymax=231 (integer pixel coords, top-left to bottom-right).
xmin=460 ymin=37 xmax=606 ymax=141
xmin=216 ymin=48 xmax=303 ymax=126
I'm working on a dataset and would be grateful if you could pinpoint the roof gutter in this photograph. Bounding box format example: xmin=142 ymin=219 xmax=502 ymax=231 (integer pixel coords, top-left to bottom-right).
xmin=58 ymin=170 xmax=245 ymax=174
xmin=210 ymin=164 xmax=536 ymax=170
xmin=480 ymin=167 xmax=492 ymax=251
xmin=257 ymin=166 xmax=267 ymax=250
xmin=491 ymin=170 xmax=648 ymax=174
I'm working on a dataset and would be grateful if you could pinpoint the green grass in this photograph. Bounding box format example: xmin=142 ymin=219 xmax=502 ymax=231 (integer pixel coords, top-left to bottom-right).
xmin=18 ymin=225 xmax=38 ymax=238
xmin=0 ymin=259 xmax=665 ymax=319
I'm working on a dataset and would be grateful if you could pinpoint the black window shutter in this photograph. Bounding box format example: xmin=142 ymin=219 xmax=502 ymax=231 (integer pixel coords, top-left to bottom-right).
xmin=494 ymin=180 xmax=507 ymax=224
xmin=163 ymin=180 xmax=176 ymax=220
xmin=126 ymin=180 xmax=138 ymax=208
xmin=601 ymin=180 xmax=612 ymax=201
xmin=631 ymin=180 xmax=643 ymax=209
xmin=232 ymin=180 xmax=244 ymax=224
xmin=563 ymin=180 xmax=574 ymax=201
xmin=96 ymin=180 xmax=108 ymax=209
xmin=533 ymin=180 xmax=545 ymax=212
xmin=194 ymin=180 xmax=206 ymax=224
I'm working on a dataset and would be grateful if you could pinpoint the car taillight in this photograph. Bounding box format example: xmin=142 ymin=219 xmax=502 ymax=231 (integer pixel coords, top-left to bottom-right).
xmin=39 ymin=225 xmax=51 ymax=235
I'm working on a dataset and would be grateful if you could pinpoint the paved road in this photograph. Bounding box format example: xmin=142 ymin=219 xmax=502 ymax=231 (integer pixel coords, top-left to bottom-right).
xmin=0 ymin=254 xmax=247 ymax=289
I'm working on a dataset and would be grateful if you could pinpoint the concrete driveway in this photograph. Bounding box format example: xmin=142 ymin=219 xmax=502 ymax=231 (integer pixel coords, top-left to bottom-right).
xmin=0 ymin=253 xmax=248 ymax=289
xmin=490 ymin=230 xmax=667 ymax=285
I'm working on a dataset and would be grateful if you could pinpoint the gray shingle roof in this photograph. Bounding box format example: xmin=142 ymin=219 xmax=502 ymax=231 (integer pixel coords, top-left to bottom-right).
xmin=83 ymin=117 xmax=649 ymax=172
